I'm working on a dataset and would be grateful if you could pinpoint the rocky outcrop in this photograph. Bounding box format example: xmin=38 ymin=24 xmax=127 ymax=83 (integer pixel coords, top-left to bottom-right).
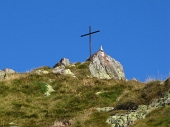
xmin=106 ymin=90 xmax=170 ymax=127
xmin=52 ymin=66 xmax=65 ymax=74
xmin=31 ymin=66 xmax=50 ymax=75
xmin=52 ymin=66 xmax=76 ymax=77
xmin=3 ymin=68 xmax=16 ymax=74
xmin=88 ymin=46 xmax=125 ymax=80
xmin=35 ymin=69 xmax=49 ymax=75
xmin=53 ymin=58 xmax=75 ymax=77
xmin=106 ymin=105 xmax=147 ymax=127
xmin=0 ymin=70 xmax=6 ymax=80
xmin=53 ymin=58 xmax=70 ymax=68
xmin=0 ymin=68 xmax=16 ymax=80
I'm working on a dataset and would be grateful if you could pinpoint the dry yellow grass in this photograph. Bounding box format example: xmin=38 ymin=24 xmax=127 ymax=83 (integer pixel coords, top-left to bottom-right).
xmin=0 ymin=63 xmax=170 ymax=127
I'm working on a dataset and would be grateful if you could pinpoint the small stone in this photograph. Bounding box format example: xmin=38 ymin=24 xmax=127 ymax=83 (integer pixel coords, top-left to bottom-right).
xmin=96 ymin=107 xmax=114 ymax=112
xmin=41 ymin=70 xmax=49 ymax=74
xmin=95 ymin=91 xmax=103 ymax=95
xmin=9 ymin=122 xmax=15 ymax=125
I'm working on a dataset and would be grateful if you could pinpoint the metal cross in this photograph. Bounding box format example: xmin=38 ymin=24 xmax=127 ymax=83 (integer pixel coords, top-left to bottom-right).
xmin=81 ymin=26 xmax=100 ymax=57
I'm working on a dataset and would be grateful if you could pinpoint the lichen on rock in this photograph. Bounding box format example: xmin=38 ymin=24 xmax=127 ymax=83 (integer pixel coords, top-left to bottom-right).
xmin=44 ymin=84 xmax=55 ymax=96
xmin=52 ymin=65 xmax=76 ymax=77
xmin=106 ymin=91 xmax=170 ymax=127
xmin=88 ymin=46 xmax=125 ymax=80
xmin=96 ymin=107 xmax=114 ymax=112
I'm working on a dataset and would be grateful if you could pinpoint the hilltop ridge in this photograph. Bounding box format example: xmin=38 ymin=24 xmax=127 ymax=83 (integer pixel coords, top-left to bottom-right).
xmin=0 ymin=47 xmax=170 ymax=127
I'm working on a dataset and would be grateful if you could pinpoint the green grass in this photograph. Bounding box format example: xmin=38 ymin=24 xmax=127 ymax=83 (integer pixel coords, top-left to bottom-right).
xmin=83 ymin=112 xmax=110 ymax=127
xmin=131 ymin=106 xmax=170 ymax=127
xmin=66 ymin=62 xmax=91 ymax=78
xmin=0 ymin=63 xmax=170 ymax=127
xmin=0 ymin=72 xmax=126 ymax=126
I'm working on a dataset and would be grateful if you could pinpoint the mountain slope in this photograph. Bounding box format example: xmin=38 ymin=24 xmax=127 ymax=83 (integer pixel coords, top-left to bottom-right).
xmin=0 ymin=62 xmax=170 ymax=127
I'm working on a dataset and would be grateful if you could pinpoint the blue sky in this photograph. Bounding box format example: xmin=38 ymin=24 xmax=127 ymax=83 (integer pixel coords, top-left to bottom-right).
xmin=0 ymin=1 xmax=170 ymax=82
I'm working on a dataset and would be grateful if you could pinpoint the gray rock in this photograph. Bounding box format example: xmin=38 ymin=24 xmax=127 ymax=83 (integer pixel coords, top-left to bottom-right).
xmin=3 ymin=68 xmax=15 ymax=74
xmin=95 ymin=91 xmax=106 ymax=95
xmin=35 ymin=69 xmax=49 ymax=75
xmin=52 ymin=66 xmax=65 ymax=74
xmin=44 ymin=84 xmax=55 ymax=96
xmin=88 ymin=46 xmax=125 ymax=80
xmin=0 ymin=70 xmax=5 ymax=79
xmin=96 ymin=107 xmax=114 ymax=112
xmin=52 ymin=66 xmax=76 ymax=77
xmin=131 ymin=78 xmax=137 ymax=81
xmin=107 ymin=91 xmax=170 ymax=127
xmin=52 ymin=120 xmax=71 ymax=127
xmin=8 ymin=122 xmax=18 ymax=127
xmin=64 ymin=69 xmax=76 ymax=77
xmin=167 ymin=99 xmax=170 ymax=105
xmin=53 ymin=58 xmax=70 ymax=68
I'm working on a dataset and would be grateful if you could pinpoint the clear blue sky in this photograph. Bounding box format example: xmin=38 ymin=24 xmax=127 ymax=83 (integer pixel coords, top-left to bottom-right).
xmin=0 ymin=1 xmax=170 ymax=82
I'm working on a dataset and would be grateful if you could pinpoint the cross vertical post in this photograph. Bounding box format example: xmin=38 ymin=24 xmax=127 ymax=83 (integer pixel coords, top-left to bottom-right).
xmin=89 ymin=26 xmax=92 ymax=57
xmin=81 ymin=26 xmax=100 ymax=58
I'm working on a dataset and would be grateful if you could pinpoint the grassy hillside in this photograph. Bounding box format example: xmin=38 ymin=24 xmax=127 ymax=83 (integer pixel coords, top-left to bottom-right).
xmin=0 ymin=62 xmax=170 ymax=127
xmin=131 ymin=106 xmax=170 ymax=127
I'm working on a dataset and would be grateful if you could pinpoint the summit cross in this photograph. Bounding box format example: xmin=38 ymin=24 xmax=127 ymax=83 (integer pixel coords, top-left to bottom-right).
xmin=81 ymin=26 xmax=100 ymax=57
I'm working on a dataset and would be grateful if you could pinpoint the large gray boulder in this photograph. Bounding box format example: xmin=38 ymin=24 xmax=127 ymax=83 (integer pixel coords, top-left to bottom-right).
xmin=88 ymin=46 xmax=125 ymax=80
xmin=53 ymin=58 xmax=70 ymax=68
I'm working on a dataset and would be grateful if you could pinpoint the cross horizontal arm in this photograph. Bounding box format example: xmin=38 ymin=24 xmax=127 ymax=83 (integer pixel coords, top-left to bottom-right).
xmin=80 ymin=30 xmax=100 ymax=37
